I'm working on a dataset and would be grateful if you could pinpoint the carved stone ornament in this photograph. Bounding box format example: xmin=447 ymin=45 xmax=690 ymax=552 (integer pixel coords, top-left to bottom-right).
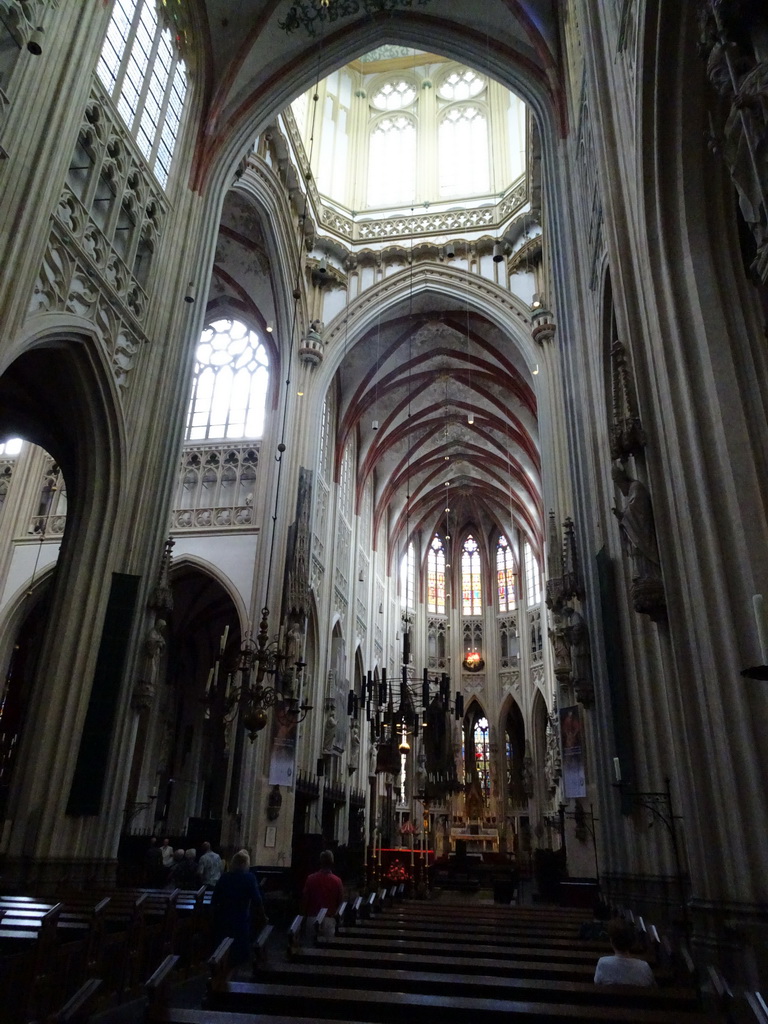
xmin=131 ymin=677 xmax=156 ymax=712
xmin=544 ymin=714 xmax=562 ymax=795
xmin=299 ymin=319 xmax=325 ymax=366
xmin=609 ymin=340 xmax=646 ymax=460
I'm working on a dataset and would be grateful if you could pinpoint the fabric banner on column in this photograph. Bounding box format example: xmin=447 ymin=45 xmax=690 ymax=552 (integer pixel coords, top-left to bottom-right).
xmin=560 ymin=705 xmax=586 ymax=798
xmin=268 ymin=702 xmax=297 ymax=785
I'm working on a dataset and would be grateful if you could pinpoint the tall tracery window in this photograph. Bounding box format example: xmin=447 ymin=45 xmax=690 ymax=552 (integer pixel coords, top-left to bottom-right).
xmin=339 ymin=442 xmax=354 ymax=522
xmin=524 ymin=540 xmax=541 ymax=606
xmin=497 ymin=534 xmax=516 ymax=612
xmin=318 ymin=396 xmax=333 ymax=482
xmin=438 ymin=106 xmax=489 ymax=197
xmin=97 ymin=0 xmax=188 ymax=188
xmin=437 ymin=68 xmax=489 ymax=198
xmin=400 ymin=541 xmax=415 ymax=612
xmin=427 ymin=535 xmax=446 ymax=614
xmin=473 ymin=715 xmax=490 ymax=800
xmin=186 ymin=319 xmax=269 ymax=441
xmin=462 ymin=534 xmax=482 ymax=615
xmin=367 ymin=114 xmax=416 ymax=207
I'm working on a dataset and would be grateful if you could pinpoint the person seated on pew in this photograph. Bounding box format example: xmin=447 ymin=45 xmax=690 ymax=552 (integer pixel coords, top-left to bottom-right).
xmin=301 ymin=849 xmax=343 ymax=939
xmin=211 ymin=848 xmax=268 ymax=965
xmin=594 ymin=919 xmax=656 ymax=987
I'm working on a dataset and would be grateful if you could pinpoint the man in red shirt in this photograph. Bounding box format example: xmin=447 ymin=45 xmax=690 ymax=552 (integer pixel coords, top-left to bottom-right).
xmin=302 ymin=849 xmax=344 ymax=939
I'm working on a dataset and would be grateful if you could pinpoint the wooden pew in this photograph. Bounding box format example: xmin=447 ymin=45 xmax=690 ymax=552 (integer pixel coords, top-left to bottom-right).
xmin=205 ymin=979 xmax=720 ymax=1023
xmin=314 ymin=931 xmax=602 ymax=964
xmin=145 ymin=953 xmax=181 ymax=1023
xmin=256 ymin=961 xmax=702 ymax=1012
xmin=47 ymin=977 xmax=103 ymax=1024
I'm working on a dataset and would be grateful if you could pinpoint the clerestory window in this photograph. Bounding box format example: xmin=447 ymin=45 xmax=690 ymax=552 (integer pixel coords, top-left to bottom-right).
xmin=400 ymin=541 xmax=415 ymax=612
xmin=524 ymin=540 xmax=541 ymax=606
xmin=427 ymin=534 xmax=446 ymax=614
xmin=186 ymin=319 xmax=269 ymax=441
xmin=462 ymin=534 xmax=482 ymax=615
xmin=97 ymin=0 xmax=188 ymax=189
xmin=496 ymin=534 xmax=516 ymax=612
xmin=367 ymin=113 xmax=416 ymax=207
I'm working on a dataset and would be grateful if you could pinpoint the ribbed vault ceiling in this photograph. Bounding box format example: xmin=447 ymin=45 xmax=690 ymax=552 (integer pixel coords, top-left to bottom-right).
xmin=201 ymin=0 xmax=558 ymax=565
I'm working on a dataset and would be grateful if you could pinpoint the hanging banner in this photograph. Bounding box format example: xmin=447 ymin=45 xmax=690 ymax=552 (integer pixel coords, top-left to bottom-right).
xmin=268 ymin=703 xmax=298 ymax=786
xmin=560 ymin=705 xmax=586 ymax=798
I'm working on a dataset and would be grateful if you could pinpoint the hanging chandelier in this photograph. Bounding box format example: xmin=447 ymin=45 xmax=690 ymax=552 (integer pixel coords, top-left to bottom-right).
xmin=280 ymin=0 xmax=433 ymax=36
xmin=203 ymin=617 xmax=313 ymax=742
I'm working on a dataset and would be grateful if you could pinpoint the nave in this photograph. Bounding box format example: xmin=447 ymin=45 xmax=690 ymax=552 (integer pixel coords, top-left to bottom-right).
xmin=0 ymin=873 xmax=759 ymax=1024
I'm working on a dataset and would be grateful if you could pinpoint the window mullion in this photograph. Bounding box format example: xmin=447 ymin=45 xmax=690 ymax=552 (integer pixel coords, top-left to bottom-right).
xmin=110 ymin=2 xmax=142 ymax=103
xmin=147 ymin=53 xmax=177 ymax=170
xmin=132 ymin=24 xmax=162 ymax=135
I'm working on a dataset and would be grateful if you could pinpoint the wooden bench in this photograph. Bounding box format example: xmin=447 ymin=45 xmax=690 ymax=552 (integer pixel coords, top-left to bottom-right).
xmin=257 ymin=961 xmax=701 ymax=1012
xmin=315 ymin=932 xmax=602 ymax=964
xmin=205 ymin=979 xmax=720 ymax=1023
xmin=290 ymin=944 xmax=600 ymax=982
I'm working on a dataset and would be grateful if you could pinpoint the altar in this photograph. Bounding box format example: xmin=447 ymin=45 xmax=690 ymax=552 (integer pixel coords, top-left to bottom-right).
xmin=449 ymin=825 xmax=499 ymax=854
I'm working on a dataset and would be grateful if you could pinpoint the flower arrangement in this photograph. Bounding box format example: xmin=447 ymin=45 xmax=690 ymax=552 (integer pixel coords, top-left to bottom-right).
xmin=463 ymin=650 xmax=485 ymax=671
xmin=384 ymin=858 xmax=412 ymax=883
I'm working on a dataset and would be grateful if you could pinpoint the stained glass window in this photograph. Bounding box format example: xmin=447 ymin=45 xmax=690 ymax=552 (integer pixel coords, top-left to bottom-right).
xmin=186 ymin=319 xmax=269 ymax=441
xmin=497 ymin=534 xmax=516 ymax=612
xmin=462 ymin=535 xmax=482 ymax=615
xmin=400 ymin=541 xmax=415 ymax=611
xmin=97 ymin=0 xmax=188 ymax=189
xmin=427 ymin=535 xmax=446 ymax=614
xmin=474 ymin=716 xmax=490 ymax=799
xmin=524 ymin=541 xmax=541 ymax=606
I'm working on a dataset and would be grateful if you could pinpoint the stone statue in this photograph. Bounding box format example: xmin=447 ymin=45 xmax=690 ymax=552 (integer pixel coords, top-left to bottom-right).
xmin=349 ymin=719 xmax=360 ymax=771
xmin=612 ymin=463 xmax=666 ymax=619
xmin=612 ymin=464 xmax=660 ymax=576
xmin=562 ymin=608 xmax=590 ymax=689
xmin=322 ymin=699 xmax=338 ymax=755
xmin=368 ymin=739 xmax=378 ymax=779
xmin=698 ymin=4 xmax=768 ymax=279
xmin=548 ymin=611 xmax=571 ymax=683
xmin=132 ymin=617 xmax=166 ymax=711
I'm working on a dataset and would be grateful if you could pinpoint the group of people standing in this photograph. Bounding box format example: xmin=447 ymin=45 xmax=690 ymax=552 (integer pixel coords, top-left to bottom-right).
xmin=145 ymin=837 xmax=223 ymax=890
xmin=143 ymin=840 xmax=346 ymax=971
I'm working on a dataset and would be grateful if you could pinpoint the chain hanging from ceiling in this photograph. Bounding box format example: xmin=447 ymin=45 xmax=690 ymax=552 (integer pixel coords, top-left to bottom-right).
xmin=280 ymin=0 xmax=433 ymax=36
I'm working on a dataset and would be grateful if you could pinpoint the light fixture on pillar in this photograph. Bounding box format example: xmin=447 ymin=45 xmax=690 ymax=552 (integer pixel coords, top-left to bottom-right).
xmin=492 ymin=241 xmax=504 ymax=263
xmin=266 ymin=320 xmax=274 ymax=333
xmin=27 ymin=27 xmax=43 ymax=54
xmin=531 ymin=292 xmax=543 ymax=309
xmin=184 ymin=282 xmax=196 ymax=303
